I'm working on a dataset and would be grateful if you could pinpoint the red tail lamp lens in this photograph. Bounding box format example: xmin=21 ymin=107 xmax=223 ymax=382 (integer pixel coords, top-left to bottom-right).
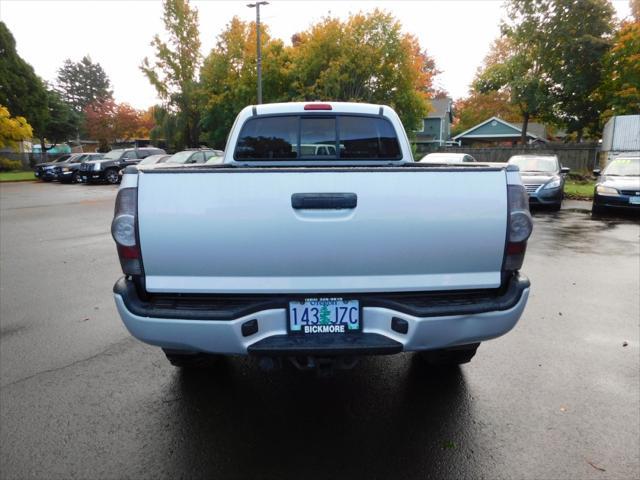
xmin=304 ymin=104 xmax=332 ymax=110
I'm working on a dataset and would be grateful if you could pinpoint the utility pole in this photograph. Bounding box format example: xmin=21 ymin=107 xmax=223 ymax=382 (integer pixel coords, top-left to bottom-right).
xmin=247 ymin=1 xmax=268 ymax=104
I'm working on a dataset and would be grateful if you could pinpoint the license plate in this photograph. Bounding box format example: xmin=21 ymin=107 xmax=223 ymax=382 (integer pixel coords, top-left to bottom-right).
xmin=630 ymin=196 xmax=640 ymax=205
xmin=289 ymin=298 xmax=360 ymax=334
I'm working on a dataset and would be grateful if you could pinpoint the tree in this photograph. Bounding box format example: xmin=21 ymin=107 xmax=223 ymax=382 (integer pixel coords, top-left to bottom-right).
xmin=598 ymin=19 xmax=640 ymax=120
xmin=476 ymin=0 xmax=615 ymax=142
xmin=199 ymin=11 xmax=436 ymax=147
xmin=474 ymin=14 xmax=552 ymax=144
xmin=141 ymin=0 xmax=201 ymax=148
xmin=150 ymin=105 xmax=179 ymax=151
xmin=137 ymin=108 xmax=156 ymax=139
xmin=453 ymin=90 xmax=521 ymax=135
xmin=56 ymin=56 xmax=112 ymax=112
xmin=199 ymin=17 xmax=291 ymax=147
xmin=289 ymin=10 xmax=435 ymax=131
xmin=0 ymin=105 xmax=33 ymax=150
xmin=543 ymin=0 xmax=615 ymax=140
xmin=43 ymin=89 xmax=79 ymax=146
xmin=631 ymin=0 xmax=640 ymax=21
xmin=84 ymin=100 xmax=152 ymax=150
xmin=1 ymin=22 xmax=79 ymax=155
xmin=84 ymin=100 xmax=116 ymax=150
xmin=0 ymin=21 xmax=48 ymax=141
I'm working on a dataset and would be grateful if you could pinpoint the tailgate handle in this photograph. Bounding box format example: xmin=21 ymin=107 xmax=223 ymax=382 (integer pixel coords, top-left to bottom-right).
xmin=291 ymin=193 xmax=357 ymax=210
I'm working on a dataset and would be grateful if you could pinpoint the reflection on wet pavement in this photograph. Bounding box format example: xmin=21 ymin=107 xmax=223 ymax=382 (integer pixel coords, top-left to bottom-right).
xmin=529 ymin=208 xmax=639 ymax=255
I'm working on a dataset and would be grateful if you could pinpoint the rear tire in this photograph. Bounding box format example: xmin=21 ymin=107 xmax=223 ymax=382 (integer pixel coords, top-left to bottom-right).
xmin=162 ymin=349 xmax=222 ymax=369
xmin=416 ymin=343 xmax=480 ymax=366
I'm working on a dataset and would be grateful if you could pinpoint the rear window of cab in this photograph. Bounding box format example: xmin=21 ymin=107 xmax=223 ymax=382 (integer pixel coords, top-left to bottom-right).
xmin=234 ymin=115 xmax=402 ymax=161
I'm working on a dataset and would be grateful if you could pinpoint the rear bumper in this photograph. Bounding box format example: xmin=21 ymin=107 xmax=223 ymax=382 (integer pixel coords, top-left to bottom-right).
xmin=113 ymin=275 xmax=530 ymax=355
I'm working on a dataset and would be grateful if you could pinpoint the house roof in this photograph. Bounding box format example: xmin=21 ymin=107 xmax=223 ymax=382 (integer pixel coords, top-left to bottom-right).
xmin=512 ymin=122 xmax=546 ymax=139
xmin=452 ymin=116 xmax=547 ymax=142
xmin=427 ymin=98 xmax=453 ymax=121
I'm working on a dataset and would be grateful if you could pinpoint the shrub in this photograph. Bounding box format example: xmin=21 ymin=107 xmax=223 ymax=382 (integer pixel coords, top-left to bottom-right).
xmin=0 ymin=157 xmax=24 ymax=171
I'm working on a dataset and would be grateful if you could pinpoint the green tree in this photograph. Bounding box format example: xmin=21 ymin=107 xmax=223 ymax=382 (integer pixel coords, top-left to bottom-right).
xmin=477 ymin=0 xmax=615 ymax=142
xmin=141 ymin=0 xmax=201 ymax=148
xmin=56 ymin=56 xmax=113 ymax=112
xmin=544 ymin=0 xmax=615 ymax=140
xmin=0 ymin=105 xmax=33 ymax=150
xmin=199 ymin=17 xmax=291 ymax=147
xmin=199 ymin=10 xmax=436 ymax=147
xmin=290 ymin=10 xmax=435 ymax=131
xmin=150 ymin=105 xmax=180 ymax=151
xmin=0 ymin=22 xmax=77 ymax=155
xmin=43 ymin=89 xmax=79 ymax=147
xmin=598 ymin=19 xmax=640 ymax=120
xmin=474 ymin=15 xmax=552 ymax=144
xmin=0 ymin=21 xmax=48 ymax=142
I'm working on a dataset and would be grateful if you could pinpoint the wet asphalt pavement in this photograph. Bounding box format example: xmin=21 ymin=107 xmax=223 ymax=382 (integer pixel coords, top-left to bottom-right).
xmin=1 ymin=182 xmax=638 ymax=480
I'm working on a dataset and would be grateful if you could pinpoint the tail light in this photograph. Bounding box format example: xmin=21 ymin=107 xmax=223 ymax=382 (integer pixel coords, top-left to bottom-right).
xmin=304 ymin=103 xmax=332 ymax=110
xmin=111 ymin=187 xmax=143 ymax=275
xmin=504 ymin=184 xmax=533 ymax=271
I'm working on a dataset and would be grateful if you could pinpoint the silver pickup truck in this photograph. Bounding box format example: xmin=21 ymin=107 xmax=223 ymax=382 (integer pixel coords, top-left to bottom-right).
xmin=111 ymin=102 xmax=532 ymax=372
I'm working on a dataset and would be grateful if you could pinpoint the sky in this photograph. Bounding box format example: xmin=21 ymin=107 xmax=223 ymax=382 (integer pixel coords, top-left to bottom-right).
xmin=0 ymin=0 xmax=633 ymax=110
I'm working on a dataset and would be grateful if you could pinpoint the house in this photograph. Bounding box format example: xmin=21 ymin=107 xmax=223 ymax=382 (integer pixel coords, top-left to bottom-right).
xmin=413 ymin=98 xmax=454 ymax=152
xmin=600 ymin=115 xmax=640 ymax=164
xmin=452 ymin=117 xmax=548 ymax=146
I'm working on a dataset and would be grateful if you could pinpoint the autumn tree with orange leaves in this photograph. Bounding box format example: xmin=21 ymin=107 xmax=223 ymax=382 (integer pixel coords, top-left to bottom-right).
xmin=84 ymin=100 xmax=155 ymax=150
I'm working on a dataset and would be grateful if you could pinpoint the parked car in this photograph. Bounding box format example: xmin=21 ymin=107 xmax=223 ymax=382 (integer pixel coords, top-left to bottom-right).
xmin=592 ymin=156 xmax=640 ymax=214
xmin=419 ymin=152 xmax=477 ymax=164
xmin=33 ymin=154 xmax=72 ymax=181
xmin=205 ymin=151 xmax=225 ymax=165
xmin=111 ymin=102 xmax=532 ymax=372
xmin=161 ymin=148 xmax=224 ymax=166
xmin=119 ymin=154 xmax=171 ymax=178
xmin=79 ymin=147 xmax=166 ymax=184
xmin=507 ymin=154 xmax=569 ymax=210
xmin=135 ymin=154 xmax=171 ymax=168
xmin=55 ymin=153 xmax=104 ymax=183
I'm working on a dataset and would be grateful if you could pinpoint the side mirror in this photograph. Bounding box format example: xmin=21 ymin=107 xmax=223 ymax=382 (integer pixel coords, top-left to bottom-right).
xmin=560 ymin=167 xmax=570 ymax=174
xmin=593 ymin=169 xmax=601 ymax=176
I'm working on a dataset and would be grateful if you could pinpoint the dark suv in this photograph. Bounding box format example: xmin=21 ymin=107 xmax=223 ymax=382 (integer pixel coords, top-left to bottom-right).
xmin=79 ymin=147 xmax=166 ymax=184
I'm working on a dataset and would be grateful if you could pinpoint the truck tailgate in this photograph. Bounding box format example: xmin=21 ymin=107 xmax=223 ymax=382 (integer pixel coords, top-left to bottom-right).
xmin=137 ymin=169 xmax=507 ymax=293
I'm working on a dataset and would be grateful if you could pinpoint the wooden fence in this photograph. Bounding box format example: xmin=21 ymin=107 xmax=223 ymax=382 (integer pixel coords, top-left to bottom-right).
xmin=434 ymin=143 xmax=600 ymax=173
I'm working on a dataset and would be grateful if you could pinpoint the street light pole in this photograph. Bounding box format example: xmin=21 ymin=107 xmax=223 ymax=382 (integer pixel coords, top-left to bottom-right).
xmin=247 ymin=1 xmax=268 ymax=104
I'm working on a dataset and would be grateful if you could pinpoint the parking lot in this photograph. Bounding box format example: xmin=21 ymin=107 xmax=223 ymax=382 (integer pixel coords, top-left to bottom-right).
xmin=0 ymin=181 xmax=638 ymax=480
